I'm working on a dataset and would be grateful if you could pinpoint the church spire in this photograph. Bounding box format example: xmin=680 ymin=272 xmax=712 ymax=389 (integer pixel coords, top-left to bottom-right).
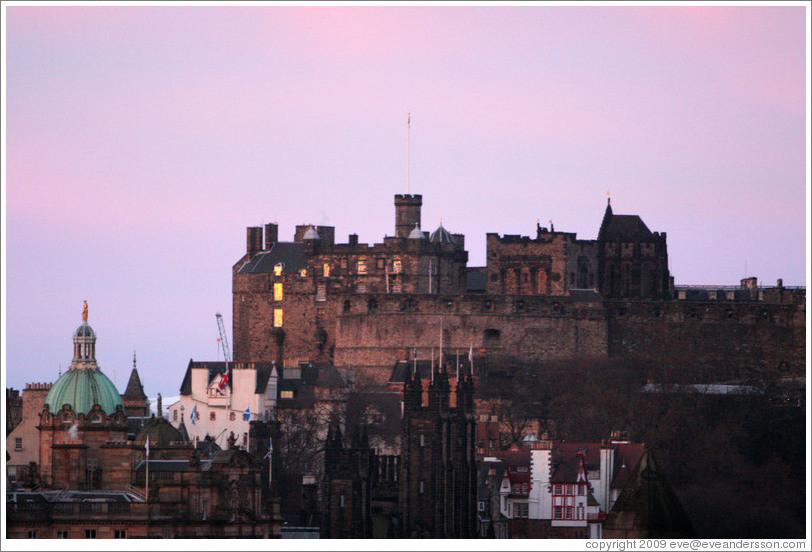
xmin=598 ymin=193 xmax=614 ymax=241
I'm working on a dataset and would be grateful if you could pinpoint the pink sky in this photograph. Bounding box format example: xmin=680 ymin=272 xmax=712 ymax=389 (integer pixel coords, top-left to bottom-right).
xmin=2 ymin=4 xmax=808 ymax=397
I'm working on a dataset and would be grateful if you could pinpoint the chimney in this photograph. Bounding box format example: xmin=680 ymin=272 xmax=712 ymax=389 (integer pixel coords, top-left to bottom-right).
xmin=741 ymin=277 xmax=758 ymax=299
xmin=348 ymin=234 xmax=359 ymax=246
xmin=247 ymin=227 xmax=263 ymax=256
xmin=264 ymin=223 xmax=278 ymax=249
xmin=394 ymin=194 xmax=423 ymax=238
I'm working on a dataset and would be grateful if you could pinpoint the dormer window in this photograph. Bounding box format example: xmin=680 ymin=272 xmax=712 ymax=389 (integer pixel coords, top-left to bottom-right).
xmin=274 ymin=263 xmax=283 ymax=276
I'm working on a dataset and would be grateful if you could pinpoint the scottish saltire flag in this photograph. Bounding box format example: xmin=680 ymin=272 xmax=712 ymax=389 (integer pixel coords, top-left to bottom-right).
xmin=243 ymin=407 xmax=250 ymax=421
xmin=190 ymin=404 xmax=197 ymax=425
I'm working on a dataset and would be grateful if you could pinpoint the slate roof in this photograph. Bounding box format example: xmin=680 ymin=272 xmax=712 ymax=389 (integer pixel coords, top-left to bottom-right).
xmin=598 ymin=202 xmax=656 ymax=242
xmin=9 ymin=490 xmax=136 ymax=503
xmin=126 ymin=416 xmax=152 ymax=441
xmin=430 ymin=224 xmax=455 ymax=244
xmin=602 ymin=450 xmax=693 ymax=538
xmin=237 ymin=242 xmax=307 ymax=274
xmin=549 ymin=442 xmax=646 ymax=488
xmin=123 ymin=367 xmax=147 ymax=399
xmin=179 ymin=361 xmax=228 ymax=395
xmin=135 ymin=414 xmax=185 ymax=446
xmin=134 ymin=460 xmax=190 ymax=472
xmin=466 ymin=268 xmax=487 ymax=293
xmin=603 ymin=215 xmax=653 ymax=241
xmin=570 ymin=289 xmax=601 ymax=302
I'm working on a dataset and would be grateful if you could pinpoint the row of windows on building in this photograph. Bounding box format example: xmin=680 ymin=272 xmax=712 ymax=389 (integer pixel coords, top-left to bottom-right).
xmin=272 ymin=258 xmax=403 ymax=280
xmin=505 ymin=504 xmax=587 ymax=520
xmin=553 ymin=483 xmax=586 ymax=496
xmin=29 ymin=529 xmax=127 ymax=538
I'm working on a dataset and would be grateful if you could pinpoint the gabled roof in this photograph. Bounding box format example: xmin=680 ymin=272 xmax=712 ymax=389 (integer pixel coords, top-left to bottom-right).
xmin=602 ymin=450 xmax=693 ymax=538
xmin=237 ymin=242 xmax=307 ymax=274
xmin=602 ymin=214 xmax=653 ymax=241
xmin=179 ymin=361 xmax=280 ymax=396
xmin=179 ymin=361 xmax=228 ymax=395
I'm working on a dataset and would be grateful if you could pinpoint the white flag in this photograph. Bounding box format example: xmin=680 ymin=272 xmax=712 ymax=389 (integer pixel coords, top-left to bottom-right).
xmin=145 ymin=436 xmax=150 ymax=458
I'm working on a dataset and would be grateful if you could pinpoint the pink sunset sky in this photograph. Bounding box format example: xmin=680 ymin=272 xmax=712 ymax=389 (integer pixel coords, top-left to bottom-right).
xmin=2 ymin=4 xmax=809 ymax=397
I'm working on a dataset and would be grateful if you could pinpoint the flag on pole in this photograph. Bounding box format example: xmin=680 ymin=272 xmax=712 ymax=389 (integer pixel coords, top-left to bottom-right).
xmin=218 ymin=363 xmax=230 ymax=391
xmin=469 ymin=345 xmax=474 ymax=374
xmin=243 ymin=407 xmax=250 ymax=421
xmin=145 ymin=436 xmax=150 ymax=458
xmin=190 ymin=404 xmax=197 ymax=425
xmin=263 ymin=440 xmax=274 ymax=460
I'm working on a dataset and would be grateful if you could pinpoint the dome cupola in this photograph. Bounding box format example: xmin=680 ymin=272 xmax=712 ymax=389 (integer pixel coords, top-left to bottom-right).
xmin=408 ymin=223 xmax=424 ymax=240
xmin=44 ymin=301 xmax=124 ymax=415
xmin=429 ymin=221 xmax=455 ymax=244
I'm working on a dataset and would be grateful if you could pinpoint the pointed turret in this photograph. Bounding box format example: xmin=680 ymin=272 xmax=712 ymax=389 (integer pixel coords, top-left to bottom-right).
xmin=123 ymin=353 xmax=147 ymax=400
xmin=598 ymin=196 xmax=613 ymax=241
xmin=403 ymin=368 xmax=423 ymax=412
xmin=177 ymin=414 xmax=190 ymax=442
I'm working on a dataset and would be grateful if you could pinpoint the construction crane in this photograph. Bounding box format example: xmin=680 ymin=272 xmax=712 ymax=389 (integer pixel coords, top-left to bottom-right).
xmin=215 ymin=312 xmax=232 ymax=391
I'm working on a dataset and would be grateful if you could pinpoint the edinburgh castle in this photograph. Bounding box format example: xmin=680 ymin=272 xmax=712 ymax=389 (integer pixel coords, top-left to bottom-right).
xmin=231 ymin=193 xmax=805 ymax=385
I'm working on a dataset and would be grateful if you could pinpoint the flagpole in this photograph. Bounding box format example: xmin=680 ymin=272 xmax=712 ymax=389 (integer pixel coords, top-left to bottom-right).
xmin=407 ymin=112 xmax=411 ymax=194
xmin=145 ymin=437 xmax=149 ymax=504
xmin=268 ymin=441 xmax=273 ymax=489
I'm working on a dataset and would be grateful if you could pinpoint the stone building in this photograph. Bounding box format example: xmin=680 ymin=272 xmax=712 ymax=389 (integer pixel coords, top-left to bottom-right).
xmin=6 ymin=304 xmax=283 ymax=539
xmin=321 ymin=420 xmax=373 ymax=538
xmin=399 ymin=361 xmax=477 ymax=538
xmin=167 ymin=360 xmax=279 ymax=450
xmin=6 ymin=382 xmax=52 ymax=486
xmin=231 ymin=193 xmax=805 ymax=387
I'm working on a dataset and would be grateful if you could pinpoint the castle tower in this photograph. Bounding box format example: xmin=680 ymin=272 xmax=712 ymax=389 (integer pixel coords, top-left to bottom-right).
xmin=597 ymin=199 xmax=671 ymax=300
xmin=395 ymin=194 xmax=422 ymax=238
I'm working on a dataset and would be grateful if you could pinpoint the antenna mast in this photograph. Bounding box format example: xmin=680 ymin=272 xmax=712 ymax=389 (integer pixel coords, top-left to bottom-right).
xmin=407 ymin=112 xmax=411 ymax=194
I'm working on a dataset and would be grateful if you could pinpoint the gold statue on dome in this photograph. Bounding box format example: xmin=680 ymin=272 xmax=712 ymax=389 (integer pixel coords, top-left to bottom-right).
xmin=82 ymin=300 xmax=88 ymax=322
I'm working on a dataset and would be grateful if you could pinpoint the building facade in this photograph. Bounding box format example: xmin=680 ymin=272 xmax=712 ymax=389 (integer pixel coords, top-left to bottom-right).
xmin=231 ymin=194 xmax=805 ymax=387
xmin=398 ymin=363 xmax=477 ymax=538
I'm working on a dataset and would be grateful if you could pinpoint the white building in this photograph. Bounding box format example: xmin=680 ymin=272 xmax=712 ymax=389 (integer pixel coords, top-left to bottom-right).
xmin=496 ymin=432 xmax=645 ymax=538
xmin=167 ymin=361 xmax=279 ymax=450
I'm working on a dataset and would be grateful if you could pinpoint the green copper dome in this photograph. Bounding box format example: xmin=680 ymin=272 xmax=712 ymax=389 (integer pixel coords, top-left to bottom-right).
xmin=45 ymin=367 xmax=124 ymax=415
xmin=44 ymin=304 xmax=124 ymax=415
